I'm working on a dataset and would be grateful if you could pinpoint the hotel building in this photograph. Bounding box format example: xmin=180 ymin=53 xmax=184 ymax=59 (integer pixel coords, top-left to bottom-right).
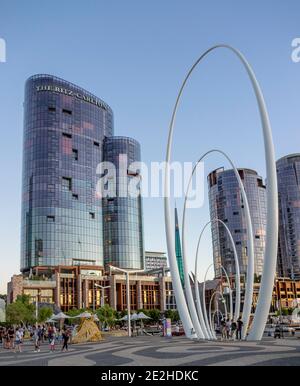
xmin=208 ymin=167 xmax=267 ymax=279
xmin=277 ymin=154 xmax=300 ymax=280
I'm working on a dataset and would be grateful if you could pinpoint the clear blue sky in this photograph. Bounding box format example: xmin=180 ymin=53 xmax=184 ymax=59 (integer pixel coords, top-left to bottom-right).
xmin=0 ymin=1 xmax=300 ymax=293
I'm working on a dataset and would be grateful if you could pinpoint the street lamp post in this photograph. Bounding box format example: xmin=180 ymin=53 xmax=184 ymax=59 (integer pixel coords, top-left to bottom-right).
xmin=94 ymin=284 xmax=111 ymax=307
xmin=93 ymin=283 xmax=95 ymax=312
xmin=35 ymin=294 xmax=38 ymax=324
xmin=109 ymin=265 xmax=144 ymax=337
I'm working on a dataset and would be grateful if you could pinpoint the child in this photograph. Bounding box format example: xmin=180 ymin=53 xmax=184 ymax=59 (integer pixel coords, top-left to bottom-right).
xmin=50 ymin=336 xmax=55 ymax=352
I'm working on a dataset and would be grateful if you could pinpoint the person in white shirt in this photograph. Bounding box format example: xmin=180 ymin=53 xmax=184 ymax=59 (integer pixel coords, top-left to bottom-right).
xmin=14 ymin=328 xmax=23 ymax=353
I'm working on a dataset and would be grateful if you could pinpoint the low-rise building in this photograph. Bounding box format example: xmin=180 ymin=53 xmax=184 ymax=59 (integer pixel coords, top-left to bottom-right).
xmin=145 ymin=251 xmax=168 ymax=271
xmin=7 ymin=265 xmax=176 ymax=313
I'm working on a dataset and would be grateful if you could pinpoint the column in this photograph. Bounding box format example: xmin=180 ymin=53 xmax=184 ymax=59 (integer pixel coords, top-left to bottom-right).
xmin=109 ymin=274 xmax=117 ymax=310
xmin=77 ymin=274 xmax=82 ymax=309
xmin=82 ymin=279 xmax=89 ymax=309
xmin=159 ymin=276 xmax=166 ymax=312
xmin=137 ymin=280 xmax=143 ymax=310
xmin=54 ymin=272 xmax=60 ymax=309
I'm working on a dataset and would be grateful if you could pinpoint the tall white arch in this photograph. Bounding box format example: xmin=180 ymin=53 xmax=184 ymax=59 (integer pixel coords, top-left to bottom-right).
xmin=164 ymin=44 xmax=278 ymax=341
xmin=201 ymin=263 xmax=215 ymax=339
xmin=194 ymin=219 xmax=240 ymax=339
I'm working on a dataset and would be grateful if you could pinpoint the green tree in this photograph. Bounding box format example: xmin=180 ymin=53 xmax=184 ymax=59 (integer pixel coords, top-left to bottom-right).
xmin=66 ymin=308 xmax=81 ymax=318
xmin=6 ymin=295 xmax=35 ymax=325
xmin=119 ymin=309 xmax=128 ymax=318
xmin=38 ymin=307 xmax=53 ymax=323
xmin=147 ymin=309 xmax=161 ymax=323
xmin=164 ymin=309 xmax=180 ymax=322
xmin=96 ymin=305 xmax=117 ymax=329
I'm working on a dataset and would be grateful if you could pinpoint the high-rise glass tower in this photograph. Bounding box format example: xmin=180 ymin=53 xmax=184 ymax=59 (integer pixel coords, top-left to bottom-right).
xmin=21 ymin=75 xmax=114 ymax=271
xmin=175 ymin=207 xmax=184 ymax=287
xmin=277 ymin=154 xmax=300 ymax=279
xmin=208 ymin=168 xmax=267 ymax=279
xmin=102 ymin=136 xmax=144 ymax=270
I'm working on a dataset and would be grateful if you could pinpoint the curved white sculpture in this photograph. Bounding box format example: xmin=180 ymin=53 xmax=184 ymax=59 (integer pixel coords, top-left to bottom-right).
xmin=209 ymin=291 xmax=228 ymax=339
xmin=164 ymin=44 xmax=278 ymax=341
xmin=212 ymin=309 xmax=225 ymax=326
xmin=195 ymin=220 xmax=240 ymax=339
xmin=183 ymin=149 xmax=245 ymax=338
xmin=201 ymin=263 xmax=215 ymax=339
xmin=201 ymin=263 xmax=234 ymax=339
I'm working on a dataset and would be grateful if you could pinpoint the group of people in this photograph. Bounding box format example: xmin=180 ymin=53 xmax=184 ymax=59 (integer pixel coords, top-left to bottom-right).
xmin=219 ymin=317 xmax=244 ymax=340
xmin=0 ymin=326 xmax=24 ymax=352
xmin=0 ymin=324 xmax=71 ymax=353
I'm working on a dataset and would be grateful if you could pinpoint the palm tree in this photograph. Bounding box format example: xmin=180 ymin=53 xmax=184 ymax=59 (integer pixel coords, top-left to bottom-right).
xmin=96 ymin=305 xmax=117 ymax=330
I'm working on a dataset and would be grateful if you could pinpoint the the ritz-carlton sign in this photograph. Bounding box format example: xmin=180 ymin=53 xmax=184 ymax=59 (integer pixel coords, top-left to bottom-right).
xmin=36 ymin=84 xmax=109 ymax=111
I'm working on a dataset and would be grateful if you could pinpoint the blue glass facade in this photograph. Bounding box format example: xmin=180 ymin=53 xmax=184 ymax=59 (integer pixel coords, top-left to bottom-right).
xmin=102 ymin=137 xmax=144 ymax=270
xmin=21 ymin=74 xmax=114 ymax=271
xmin=174 ymin=207 xmax=184 ymax=287
xmin=277 ymin=154 xmax=300 ymax=279
xmin=208 ymin=168 xmax=267 ymax=279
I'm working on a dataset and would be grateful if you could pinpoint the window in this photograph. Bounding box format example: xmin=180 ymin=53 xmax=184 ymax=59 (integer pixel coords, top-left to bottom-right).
xmin=47 ymin=215 xmax=55 ymax=222
xmin=89 ymin=212 xmax=95 ymax=219
xmin=72 ymin=149 xmax=78 ymax=161
xmin=233 ymin=211 xmax=239 ymax=215
xmin=62 ymin=132 xmax=72 ymax=139
xmin=255 ymin=235 xmax=260 ymax=239
xmin=62 ymin=177 xmax=72 ymax=191
xmin=35 ymin=239 xmax=43 ymax=257
xmin=62 ymin=108 xmax=72 ymax=115
xmin=234 ymin=229 xmax=241 ymax=233
xmin=48 ymin=107 xmax=56 ymax=112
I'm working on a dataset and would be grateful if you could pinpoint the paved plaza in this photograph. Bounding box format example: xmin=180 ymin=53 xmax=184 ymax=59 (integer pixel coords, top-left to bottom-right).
xmin=1 ymin=335 xmax=300 ymax=366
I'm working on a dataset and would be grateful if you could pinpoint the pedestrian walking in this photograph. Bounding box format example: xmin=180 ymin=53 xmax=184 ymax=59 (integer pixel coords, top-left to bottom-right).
xmin=32 ymin=326 xmax=40 ymax=352
xmin=50 ymin=336 xmax=55 ymax=352
xmin=0 ymin=326 xmax=3 ymax=346
xmin=274 ymin=323 xmax=281 ymax=339
xmin=8 ymin=326 xmax=15 ymax=350
xmin=61 ymin=329 xmax=69 ymax=352
xmin=4 ymin=328 xmax=10 ymax=349
xmin=225 ymin=318 xmax=231 ymax=340
xmin=48 ymin=326 xmax=53 ymax=344
xmin=14 ymin=327 xmax=23 ymax=353
xmin=231 ymin=320 xmax=237 ymax=340
xmin=236 ymin=317 xmax=243 ymax=340
xmin=220 ymin=319 xmax=226 ymax=340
